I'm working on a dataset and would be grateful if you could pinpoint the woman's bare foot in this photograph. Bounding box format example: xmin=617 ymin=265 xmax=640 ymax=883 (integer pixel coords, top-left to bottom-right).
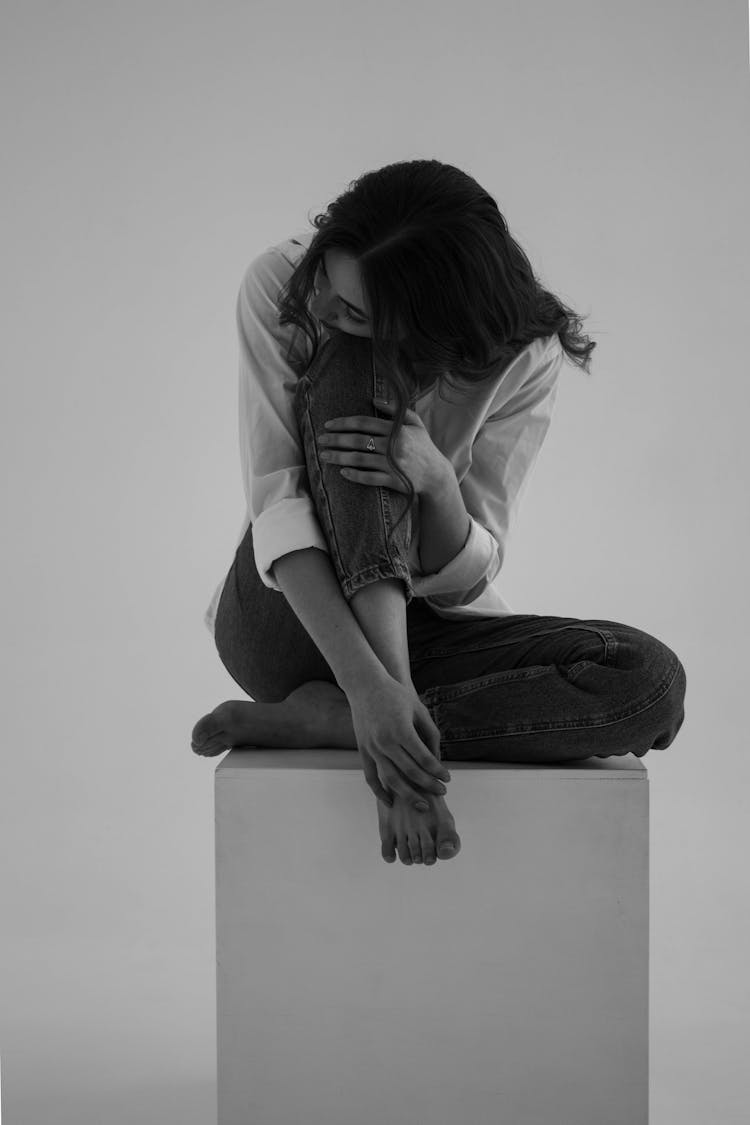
xmin=190 ymin=680 xmax=357 ymax=757
xmin=377 ymin=792 xmax=461 ymax=865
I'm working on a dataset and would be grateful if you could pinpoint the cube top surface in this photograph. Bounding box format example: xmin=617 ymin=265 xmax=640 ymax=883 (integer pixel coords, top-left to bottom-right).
xmin=216 ymin=749 xmax=646 ymax=779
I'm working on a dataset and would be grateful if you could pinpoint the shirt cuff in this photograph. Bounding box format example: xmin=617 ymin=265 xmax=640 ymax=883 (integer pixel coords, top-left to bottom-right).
xmin=252 ymin=497 xmax=330 ymax=591
xmin=411 ymin=517 xmax=502 ymax=606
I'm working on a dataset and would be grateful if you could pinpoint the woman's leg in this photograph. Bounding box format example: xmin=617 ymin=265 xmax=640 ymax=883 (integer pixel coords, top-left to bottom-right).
xmin=292 ymin=331 xmax=686 ymax=766
xmin=212 ymin=331 xmax=415 ymax=702
xmin=202 ymin=329 xmax=418 ymax=763
xmin=292 ymin=331 xmax=415 ymax=604
xmin=291 ymin=331 xmax=418 ymax=685
xmin=211 ymin=327 xmax=686 ymax=769
xmin=405 ymin=603 xmax=687 ymax=763
xmin=212 ymin=520 xmax=338 ymax=702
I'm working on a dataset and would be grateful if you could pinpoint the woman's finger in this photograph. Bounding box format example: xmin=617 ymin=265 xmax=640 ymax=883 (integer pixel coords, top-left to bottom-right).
xmin=340 ymin=467 xmax=404 ymax=490
xmin=372 ymin=397 xmax=419 ymax=418
xmin=359 ymin=750 xmax=394 ymax=806
xmin=413 ymin=704 xmax=443 ymax=762
xmin=378 ymin=761 xmax=431 ymax=812
xmin=381 ymin=744 xmax=448 ymax=795
xmin=397 ymin=730 xmax=450 ymax=783
xmin=324 ymin=415 xmax=392 ymax=433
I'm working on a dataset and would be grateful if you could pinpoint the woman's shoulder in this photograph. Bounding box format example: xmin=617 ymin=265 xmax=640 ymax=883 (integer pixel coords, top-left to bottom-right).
xmin=239 ymin=231 xmax=313 ymax=286
xmin=502 ymin=331 xmax=561 ymax=369
xmin=236 ymin=233 xmax=314 ymax=313
xmin=427 ymin=333 xmax=561 ymax=426
xmin=497 ymin=331 xmax=562 ymax=385
xmin=428 ymin=332 xmax=562 ymax=412
xmin=483 ymin=332 xmax=563 ymax=417
xmin=276 ymin=230 xmax=315 ymax=264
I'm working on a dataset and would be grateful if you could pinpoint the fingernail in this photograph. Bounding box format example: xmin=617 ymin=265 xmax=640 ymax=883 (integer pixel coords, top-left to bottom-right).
xmin=416 ymin=802 xmax=429 ymax=812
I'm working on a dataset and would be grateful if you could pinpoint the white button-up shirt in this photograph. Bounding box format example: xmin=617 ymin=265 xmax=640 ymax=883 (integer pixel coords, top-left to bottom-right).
xmin=204 ymin=231 xmax=563 ymax=634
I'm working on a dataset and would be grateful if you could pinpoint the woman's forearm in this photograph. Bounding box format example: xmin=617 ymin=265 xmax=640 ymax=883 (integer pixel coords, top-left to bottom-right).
xmin=272 ymin=548 xmax=389 ymax=695
xmin=417 ymin=460 xmax=472 ymax=575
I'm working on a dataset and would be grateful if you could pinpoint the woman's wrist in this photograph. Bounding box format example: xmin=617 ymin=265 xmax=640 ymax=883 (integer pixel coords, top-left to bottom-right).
xmin=338 ymin=661 xmax=394 ymax=699
xmin=419 ymin=451 xmax=452 ymax=500
xmin=417 ymin=459 xmax=472 ymax=575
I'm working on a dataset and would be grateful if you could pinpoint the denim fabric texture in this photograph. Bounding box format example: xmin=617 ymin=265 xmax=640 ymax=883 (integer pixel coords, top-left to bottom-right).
xmin=293 ymin=331 xmax=415 ymax=604
xmin=214 ymin=331 xmax=687 ymax=764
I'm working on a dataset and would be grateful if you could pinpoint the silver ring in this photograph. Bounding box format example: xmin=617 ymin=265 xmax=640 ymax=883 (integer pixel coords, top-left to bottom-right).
xmin=366 ymin=437 xmax=376 ymax=453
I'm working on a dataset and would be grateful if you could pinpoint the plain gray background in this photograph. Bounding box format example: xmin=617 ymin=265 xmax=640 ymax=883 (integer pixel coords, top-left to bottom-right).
xmin=1 ymin=1 xmax=748 ymax=1122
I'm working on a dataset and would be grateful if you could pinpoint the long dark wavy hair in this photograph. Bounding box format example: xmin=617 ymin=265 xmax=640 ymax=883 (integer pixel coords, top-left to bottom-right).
xmin=276 ymin=158 xmax=596 ymax=549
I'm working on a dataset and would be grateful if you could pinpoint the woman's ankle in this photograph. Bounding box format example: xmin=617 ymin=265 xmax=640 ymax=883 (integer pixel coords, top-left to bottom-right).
xmin=285 ymin=681 xmax=358 ymax=748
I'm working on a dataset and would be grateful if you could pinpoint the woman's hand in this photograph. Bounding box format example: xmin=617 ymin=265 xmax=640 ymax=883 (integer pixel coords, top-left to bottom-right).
xmin=316 ymin=398 xmax=448 ymax=498
xmin=345 ymin=672 xmax=451 ymax=810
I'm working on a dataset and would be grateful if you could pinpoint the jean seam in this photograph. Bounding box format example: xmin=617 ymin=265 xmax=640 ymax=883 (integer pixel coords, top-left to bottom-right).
xmin=417 ymin=623 xmax=620 ymax=662
xmin=298 ymin=378 xmax=352 ymax=591
xmin=372 ymin=366 xmax=415 ymax=601
xmin=343 ymin=560 xmax=413 ymax=602
xmin=298 ymin=366 xmax=415 ymax=604
xmin=423 ymin=654 xmax=682 ymax=741
xmin=598 ymin=628 xmax=619 ymax=667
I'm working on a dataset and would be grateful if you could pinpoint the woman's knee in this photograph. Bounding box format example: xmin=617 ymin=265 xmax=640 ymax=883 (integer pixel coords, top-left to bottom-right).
xmin=601 ymin=619 xmax=683 ymax=684
xmin=214 ymin=633 xmax=336 ymax=703
xmin=300 ymin=330 xmax=373 ymax=387
xmin=214 ymin=599 xmax=340 ymax=705
xmin=650 ymin=656 xmax=687 ymax=749
xmin=608 ymin=621 xmax=687 ymax=750
xmin=293 ymin=332 xmax=375 ymax=426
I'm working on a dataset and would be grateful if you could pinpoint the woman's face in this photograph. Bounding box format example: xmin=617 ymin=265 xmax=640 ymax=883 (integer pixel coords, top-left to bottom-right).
xmin=309 ymin=248 xmax=373 ymax=338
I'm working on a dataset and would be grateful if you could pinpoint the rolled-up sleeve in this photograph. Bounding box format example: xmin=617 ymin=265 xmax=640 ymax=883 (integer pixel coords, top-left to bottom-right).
xmin=413 ymin=338 xmax=563 ymax=610
xmin=236 ymin=250 xmax=329 ymax=591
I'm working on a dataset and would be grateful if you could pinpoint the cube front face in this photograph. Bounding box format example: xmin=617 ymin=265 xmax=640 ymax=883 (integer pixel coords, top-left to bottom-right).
xmin=216 ymin=754 xmax=648 ymax=1125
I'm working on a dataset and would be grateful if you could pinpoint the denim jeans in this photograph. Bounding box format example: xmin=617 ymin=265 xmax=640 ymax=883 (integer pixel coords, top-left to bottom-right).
xmin=214 ymin=331 xmax=687 ymax=764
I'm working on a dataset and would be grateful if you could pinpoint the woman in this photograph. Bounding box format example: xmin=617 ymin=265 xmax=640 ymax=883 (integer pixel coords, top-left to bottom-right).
xmin=191 ymin=159 xmax=687 ymax=867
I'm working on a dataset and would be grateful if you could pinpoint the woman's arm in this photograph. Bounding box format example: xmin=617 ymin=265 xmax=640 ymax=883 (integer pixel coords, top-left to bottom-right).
xmin=413 ymin=336 xmax=564 ymax=610
xmin=236 ymin=249 xmax=332 ymax=593
xmin=273 ymin=546 xmax=449 ymax=808
xmin=417 ymin=459 xmax=472 ymax=575
xmin=272 ymin=547 xmax=388 ymax=694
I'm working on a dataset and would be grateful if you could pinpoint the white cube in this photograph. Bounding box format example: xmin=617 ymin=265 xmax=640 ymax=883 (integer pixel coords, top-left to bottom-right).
xmin=216 ymin=750 xmax=648 ymax=1125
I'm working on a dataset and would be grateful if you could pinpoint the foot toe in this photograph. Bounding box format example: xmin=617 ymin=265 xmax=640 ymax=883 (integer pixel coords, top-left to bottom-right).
xmin=191 ymin=731 xmax=226 ymax=756
xmin=381 ymin=838 xmax=397 ymax=863
xmin=419 ymin=826 xmax=436 ymax=865
xmin=196 ymin=742 xmax=227 ymax=758
xmin=437 ymin=831 xmax=461 ymax=860
xmin=190 ymin=714 xmax=219 ymax=748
